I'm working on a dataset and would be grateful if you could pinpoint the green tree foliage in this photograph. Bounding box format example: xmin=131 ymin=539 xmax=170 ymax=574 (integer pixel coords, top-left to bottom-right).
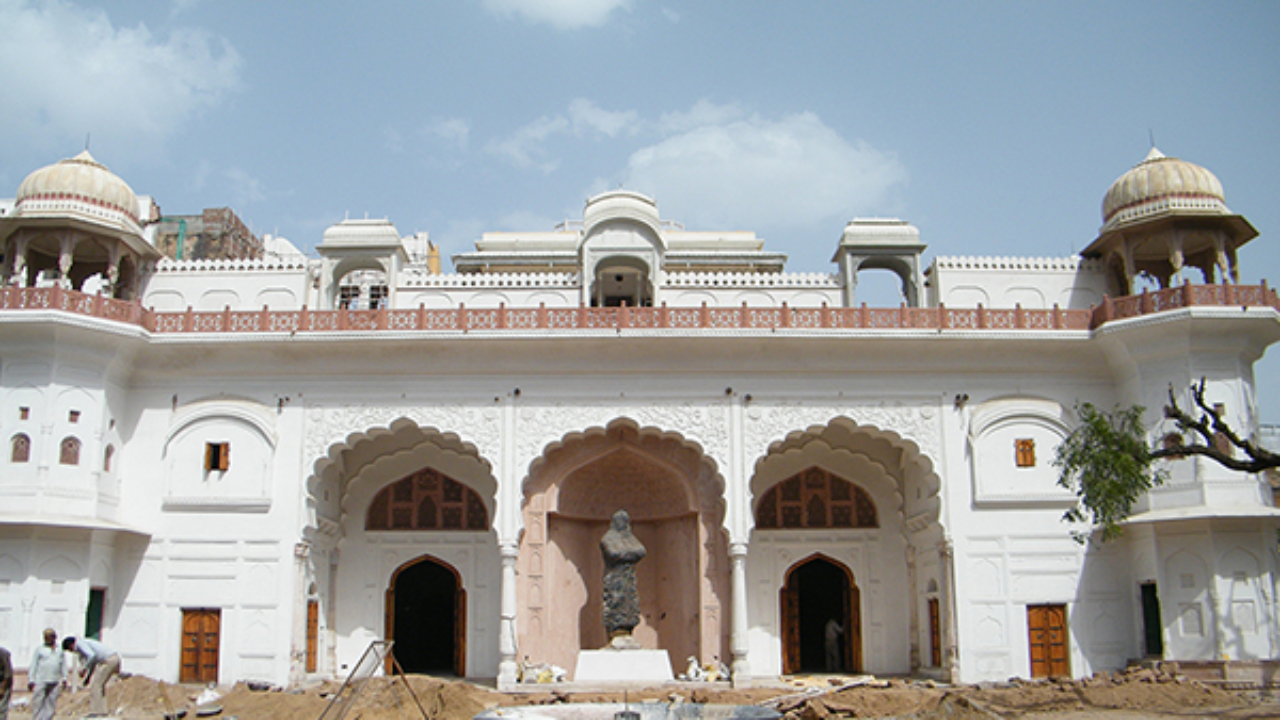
xmin=1054 ymin=403 xmax=1167 ymax=543
xmin=1055 ymin=380 xmax=1279 ymax=543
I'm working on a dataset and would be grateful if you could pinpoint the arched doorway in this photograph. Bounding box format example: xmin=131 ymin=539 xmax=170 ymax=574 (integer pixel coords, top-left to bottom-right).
xmin=748 ymin=417 xmax=943 ymax=677
xmin=386 ymin=556 xmax=465 ymax=676
xmin=519 ymin=420 xmax=728 ymax=676
xmin=590 ymin=255 xmax=652 ymax=307
xmin=781 ymin=555 xmax=860 ymax=674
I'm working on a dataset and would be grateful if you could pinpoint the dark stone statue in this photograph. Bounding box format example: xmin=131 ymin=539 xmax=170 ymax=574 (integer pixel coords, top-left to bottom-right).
xmin=600 ymin=509 xmax=646 ymax=642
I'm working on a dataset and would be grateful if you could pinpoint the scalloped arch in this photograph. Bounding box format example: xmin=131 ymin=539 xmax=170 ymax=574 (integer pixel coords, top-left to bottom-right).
xmin=525 ymin=416 xmax=721 ymax=494
xmin=753 ymin=415 xmax=941 ymax=531
xmin=522 ymin=416 xmax=726 ymax=537
xmin=311 ymin=416 xmax=491 ymax=481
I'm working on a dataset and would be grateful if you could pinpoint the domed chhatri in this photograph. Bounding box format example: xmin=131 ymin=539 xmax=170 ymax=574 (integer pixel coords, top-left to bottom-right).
xmin=1 ymin=150 xmax=158 ymax=299
xmin=15 ymin=150 xmax=142 ymax=233
xmin=1101 ymin=147 xmax=1228 ymax=230
xmin=1083 ymin=147 xmax=1258 ymax=295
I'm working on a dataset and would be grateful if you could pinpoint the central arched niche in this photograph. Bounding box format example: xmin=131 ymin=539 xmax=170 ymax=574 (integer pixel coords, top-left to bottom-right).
xmin=520 ymin=420 xmax=728 ymax=677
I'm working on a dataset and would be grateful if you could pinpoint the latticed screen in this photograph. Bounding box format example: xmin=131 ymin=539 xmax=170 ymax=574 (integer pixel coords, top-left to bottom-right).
xmin=755 ymin=467 xmax=877 ymax=529
xmin=366 ymin=468 xmax=489 ymax=531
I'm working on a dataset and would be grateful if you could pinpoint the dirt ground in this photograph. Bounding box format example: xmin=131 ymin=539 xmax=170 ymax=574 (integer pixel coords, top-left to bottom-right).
xmin=8 ymin=665 xmax=1280 ymax=720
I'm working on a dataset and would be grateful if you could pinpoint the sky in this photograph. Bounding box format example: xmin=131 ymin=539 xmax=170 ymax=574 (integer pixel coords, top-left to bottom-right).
xmin=1 ymin=0 xmax=1279 ymax=418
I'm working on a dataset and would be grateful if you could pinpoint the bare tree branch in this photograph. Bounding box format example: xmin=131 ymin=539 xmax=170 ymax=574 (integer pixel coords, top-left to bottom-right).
xmin=1149 ymin=378 xmax=1280 ymax=474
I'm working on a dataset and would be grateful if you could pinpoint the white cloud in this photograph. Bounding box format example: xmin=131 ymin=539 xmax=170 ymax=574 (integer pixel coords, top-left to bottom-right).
xmin=485 ymin=115 xmax=570 ymax=172
xmin=0 ymin=0 xmax=242 ymax=159
xmin=623 ymin=110 xmax=907 ymax=231
xmin=383 ymin=126 xmax=405 ymax=154
xmin=567 ymin=99 xmax=640 ymax=138
xmin=656 ymin=100 xmax=747 ymax=135
xmin=486 ymin=99 xmax=637 ymax=172
xmin=422 ymin=118 xmax=471 ymax=150
xmin=224 ymin=167 xmax=265 ymax=206
xmin=481 ymin=0 xmax=630 ymax=30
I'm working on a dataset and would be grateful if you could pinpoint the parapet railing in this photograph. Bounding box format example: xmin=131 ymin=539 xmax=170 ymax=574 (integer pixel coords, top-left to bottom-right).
xmin=1091 ymin=282 xmax=1277 ymax=325
xmin=1 ymin=282 xmax=1276 ymax=336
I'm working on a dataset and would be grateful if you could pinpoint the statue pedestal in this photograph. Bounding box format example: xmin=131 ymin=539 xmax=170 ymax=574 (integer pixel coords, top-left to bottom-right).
xmin=574 ymin=648 xmax=674 ymax=683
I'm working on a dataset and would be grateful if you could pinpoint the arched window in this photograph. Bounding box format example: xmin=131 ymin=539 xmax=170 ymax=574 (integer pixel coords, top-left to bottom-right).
xmin=103 ymin=445 xmax=115 ymax=472
xmin=11 ymin=434 xmax=31 ymax=463
xmin=756 ymin=467 xmax=877 ymax=529
xmin=60 ymin=437 xmax=81 ymax=466
xmin=366 ymin=468 xmax=488 ymax=531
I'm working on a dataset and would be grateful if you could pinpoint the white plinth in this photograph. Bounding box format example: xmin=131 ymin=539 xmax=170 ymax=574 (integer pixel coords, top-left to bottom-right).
xmin=574 ymin=648 xmax=674 ymax=683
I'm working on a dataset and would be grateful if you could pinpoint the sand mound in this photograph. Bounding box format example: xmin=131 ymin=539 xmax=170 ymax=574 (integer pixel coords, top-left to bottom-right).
xmin=21 ymin=665 xmax=1278 ymax=720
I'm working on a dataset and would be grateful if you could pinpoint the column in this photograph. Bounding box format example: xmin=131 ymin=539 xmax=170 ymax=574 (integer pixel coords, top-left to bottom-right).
xmin=58 ymin=233 xmax=75 ymax=289
xmin=497 ymin=542 xmax=519 ymax=688
xmin=906 ymin=544 xmax=920 ymax=672
xmin=729 ymin=541 xmax=750 ymax=685
xmin=939 ymin=539 xmax=959 ymax=682
xmin=290 ymin=542 xmax=311 ymax=686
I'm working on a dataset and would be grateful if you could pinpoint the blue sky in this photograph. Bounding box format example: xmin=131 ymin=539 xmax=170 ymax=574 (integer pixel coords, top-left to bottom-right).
xmin=2 ymin=0 xmax=1279 ymax=418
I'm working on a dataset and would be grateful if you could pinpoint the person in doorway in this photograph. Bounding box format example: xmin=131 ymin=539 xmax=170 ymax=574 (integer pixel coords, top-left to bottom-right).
xmin=63 ymin=637 xmax=120 ymax=717
xmin=824 ymin=617 xmax=844 ymax=673
xmin=27 ymin=628 xmax=64 ymax=720
xmin=0 ymin=643 xmax=12 ymax=720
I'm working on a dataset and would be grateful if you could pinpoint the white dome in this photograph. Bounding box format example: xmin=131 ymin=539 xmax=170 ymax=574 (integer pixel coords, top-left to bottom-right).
xmin=1101 ymin=147 xmax=1228 ymax=230
xmin=13 ymin=151 xmax=142 ymax=236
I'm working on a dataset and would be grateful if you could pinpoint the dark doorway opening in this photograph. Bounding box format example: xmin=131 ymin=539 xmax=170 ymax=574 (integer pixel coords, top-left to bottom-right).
xmin=86 ymin=587 xmax=105 ymax=640
xmin=781 ymin=555 xmax=860 ymax=673
xmin=387 ymin=556 xmax=465 ymax=676
xmin=1141 ymin=583 xmax=1164 ymax=657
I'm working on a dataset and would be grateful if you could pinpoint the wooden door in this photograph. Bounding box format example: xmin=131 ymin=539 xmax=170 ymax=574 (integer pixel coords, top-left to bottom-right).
xmin=780 ymin=582 xmax=800 ymax=674
xmin=306 ymin=600 xmax=319 ymax=673
xmin=454 ymin=587 xmax=467 ymax=677
xmin=1027 ymin=604 xmax=1069 ymax=678
xmin=846 ymin=583 xmax=862 ymax=672
xmin=928 ymin=598 xmax=942 ymax=667
xmin=181 ymin=609 xmax=221 ymax=683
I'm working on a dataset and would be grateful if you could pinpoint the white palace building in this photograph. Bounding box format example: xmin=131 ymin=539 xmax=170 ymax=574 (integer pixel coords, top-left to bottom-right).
xmin=1 ymin=148 xmax=1278 ymax=688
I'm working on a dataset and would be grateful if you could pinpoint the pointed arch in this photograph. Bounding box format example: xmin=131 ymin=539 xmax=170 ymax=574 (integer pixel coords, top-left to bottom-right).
xmin=519 ymin=417 xmax=728 ymax=677
xmin=386 ymin=555 xmax=465 ymax=676
xmin=781 ymin=553 xmax=861 ymax=674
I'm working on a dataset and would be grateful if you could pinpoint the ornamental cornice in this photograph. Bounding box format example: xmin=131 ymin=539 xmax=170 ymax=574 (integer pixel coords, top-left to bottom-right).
xmin=1093 ymin=304 xmax=1278 ymax=336
xmin=514 ymin=401 xmax=731 ymax=476
xmin=305 ymin=403 xmax=503 ymax=473
xmin=742 ymin=400 xmax=941 ymax=470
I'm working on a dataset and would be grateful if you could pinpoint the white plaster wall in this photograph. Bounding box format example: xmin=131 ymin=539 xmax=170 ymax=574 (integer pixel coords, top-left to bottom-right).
xmin=0 ymin=535 xmax=91 ymax=667
xmin=106 ymin=390 xmax=306 ymax=686
xmin=928 ymin=257 xmax=1108 ymax=310
xmin=745 ymin=530 xmax=910 ymax=676
xmin=947 ymin=385 xmax=1141 ymax=682
xmin=144 ymin=263 xmax=311 ymax=311
xmin=332 ymin=534 xmax=500 ymax=678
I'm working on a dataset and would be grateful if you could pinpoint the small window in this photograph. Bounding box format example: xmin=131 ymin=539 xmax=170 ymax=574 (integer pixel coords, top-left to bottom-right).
xmin=205 ymin=442 xmax=230 ymax=471
xmin=69 ymin=410 xmax=81 ymax=423
xmin=60 ymin=437 xmax=81 ymax=465
xmin=19 ymin=407 xmax=29 ymax=420
xmin=337 ymin=286 xmax=360 ymax=310
xmin=103 ymin=445 xmax=115 ymax=472
xmin=1015 ymin=438 xmax=1036 ymax=467
xmin=11 ymin=434 xmax=31 ymax=463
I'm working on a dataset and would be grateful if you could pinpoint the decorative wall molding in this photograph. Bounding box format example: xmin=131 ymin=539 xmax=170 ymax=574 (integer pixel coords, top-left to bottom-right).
xmin=305 ymin=403 xmax=503 ymax=474
xmin=743 ymin=401 xmax=941 ymax=470
xmin=513 ymin=401 xmax=732 ymax=476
